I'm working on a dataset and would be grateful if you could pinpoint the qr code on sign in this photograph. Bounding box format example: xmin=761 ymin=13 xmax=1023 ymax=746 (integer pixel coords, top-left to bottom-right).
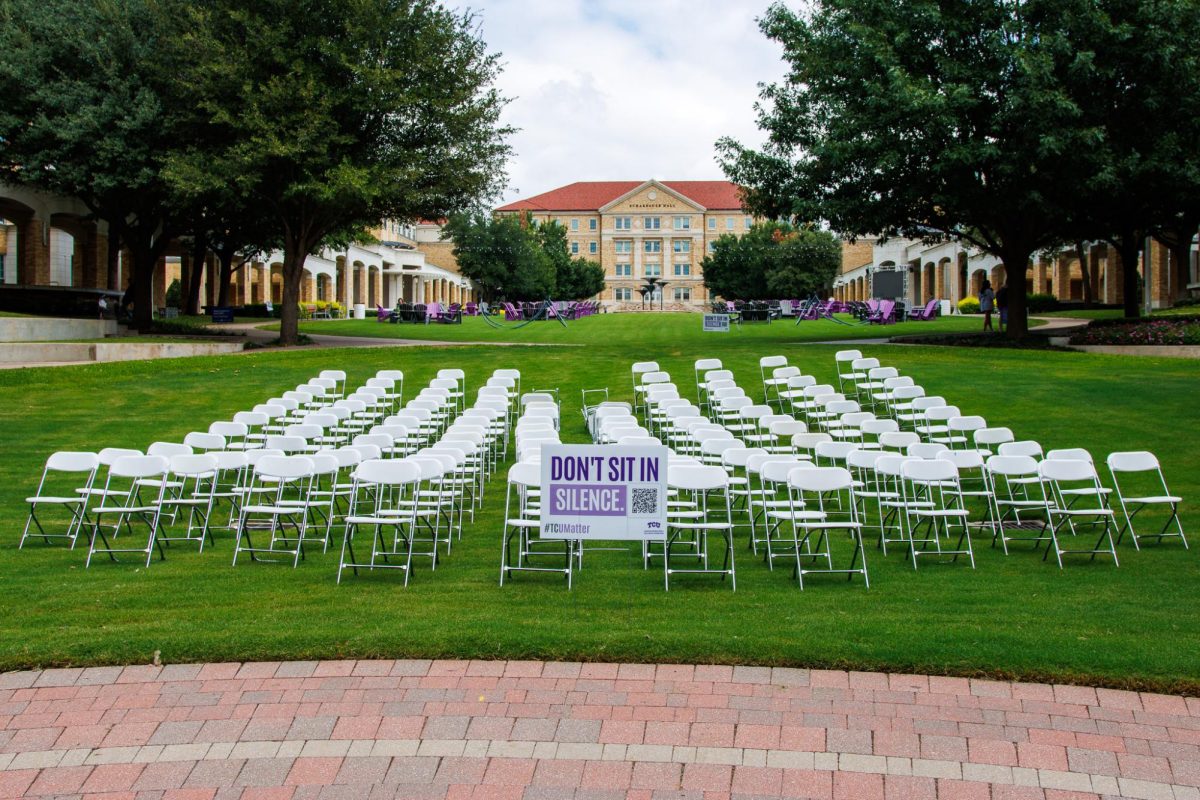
xmin=631 ymin=487 xmax=659 ymax=515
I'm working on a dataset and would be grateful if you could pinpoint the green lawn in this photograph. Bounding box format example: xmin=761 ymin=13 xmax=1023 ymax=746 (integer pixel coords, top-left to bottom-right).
xmin=268 ymin=311 xmax=994 ymax=345
xmin=1 ymin=328 xmax=1197 ymax=692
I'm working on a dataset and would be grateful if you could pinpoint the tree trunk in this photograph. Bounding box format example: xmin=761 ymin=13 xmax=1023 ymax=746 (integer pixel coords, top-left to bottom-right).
xmin=128 ymin=248 xmax=157 ymax=330
xmin=105 ymin=228 xmax=121 ymax=291
xmin=184 ymin=234 xmax=207 ymax=316
xmin=278 ymin=247 xmax=307 ymax=346
xmin=1076 ymin=241 xmax=1094 ymax=307
xmin=1116 ymin=235 xmax=1142 ymax=318
xmin=998 ymin=247 xmax=1031 ymax=339
xmin=217 ymin=250 xmax=237 ymax=307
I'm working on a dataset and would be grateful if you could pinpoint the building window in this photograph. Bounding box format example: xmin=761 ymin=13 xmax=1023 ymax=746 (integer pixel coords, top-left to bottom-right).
xmin=644 ymin=216 xmax=661 ymax=230
xmin=708 ymin=218 xmax=716 ymax=230
xmin=644 ymin=240 xmax=661 ymax=254
xmin=673 ymin=216 xmax=691 ymax=230
xmin=745 ymin=217 xmax=754 ymax=228
xmin=674 ymin=287 xmax=691 ymax=301
xmin=571 ymin=242 xmax=579 ymax=255
xmin=589 ymin=241 xmax=597 ymax=255
xmin=614 ymin=287 xmax=632 ymax=301
xmin=726 ymin=217 xmax=734 ymax=230
xmin=614 ymin=217 xmax=631 ymax=230
xmin=674 ymin=262 xmax=691 ymax=276
xmin=571 ymin=218 xmax=579 ymax=231
xmin=615 ymin=240 xmax=632 ymax=254
xmin=644 ymin=262 xmax=661 ymax=277
xmin=614 ymin=263 xmax=632 ymax=277
xmin=589 ymin=218 xmax=597 ymax=230
xmin=707 ymin=241 xmax=715 ymax=253
xmin=672 ymin=240 xmax=691 ymax=254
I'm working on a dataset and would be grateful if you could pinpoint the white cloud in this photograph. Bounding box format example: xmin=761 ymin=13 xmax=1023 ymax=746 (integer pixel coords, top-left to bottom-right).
xmin=451 ymin=0 xmax=785 ymax=204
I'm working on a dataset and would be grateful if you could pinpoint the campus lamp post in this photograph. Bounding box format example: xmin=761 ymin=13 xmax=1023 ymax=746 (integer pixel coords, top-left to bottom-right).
xmin=655 ymin=280 xmax=668 ymax=311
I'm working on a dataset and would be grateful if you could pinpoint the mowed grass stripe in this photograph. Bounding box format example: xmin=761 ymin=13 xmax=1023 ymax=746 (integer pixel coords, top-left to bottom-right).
xmin=0 ymin=334 xmax=1195 ymax=693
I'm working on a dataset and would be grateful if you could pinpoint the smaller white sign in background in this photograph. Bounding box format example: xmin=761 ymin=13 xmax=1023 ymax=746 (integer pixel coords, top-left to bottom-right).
xmin=702 ymin=313 xmax=731 ymax=332
xmin=540 ymin=444 xmax=668 ymax=541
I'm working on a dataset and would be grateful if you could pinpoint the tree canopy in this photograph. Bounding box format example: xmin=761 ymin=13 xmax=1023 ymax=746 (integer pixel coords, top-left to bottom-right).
xmin=702 ymin=223 xmax=841 ymax=301
xmin=443 ymin=213 xmax=604 ymax=301
xmin=718 ymin=0 xmax=1200 ymax=336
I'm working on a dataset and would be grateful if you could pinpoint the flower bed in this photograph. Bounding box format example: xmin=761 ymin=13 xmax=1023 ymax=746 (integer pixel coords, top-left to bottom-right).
xmin=1070 ymin=315 xmax=1200 ymax=345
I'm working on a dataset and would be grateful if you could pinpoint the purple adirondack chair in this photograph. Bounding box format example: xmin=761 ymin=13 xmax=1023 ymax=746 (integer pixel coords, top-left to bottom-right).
xmin=909 ymin=298 xmax=939 ymax=321
xmin=867 ymin=299 xmax=895 ymax=324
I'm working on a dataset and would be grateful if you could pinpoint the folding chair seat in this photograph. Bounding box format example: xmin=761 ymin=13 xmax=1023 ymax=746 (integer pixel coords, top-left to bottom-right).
xmin=371 ymin=423 xmax=413 ymax=457
xmin=282 ymin=390 xmax=315 ymax=421
xmin=1038 ymin=459 xmax=1119 ymax=568
xmin=897 ymin=457 xmax=975 ymax=569
xmin=232 ymin=455 xmax=316 ymax=568
xmin=833 ymin=349 xmax=863 ymax=393
xmin=283 ymin=423 xmax=323 ymax=453
xmin=303 ymin=413 xmax=343 ymax=448
xmin=262 ymin=398 xmax=298 ymax=433
xmin=1106 ymin=451 xmax=1187 ymax=550
xmin=337 ymin=458 xmax=422 ymax=584
xmin=20 ymin=451 xmax=99 ymax=549
xmin=787 ymin=466 xmax=869 ymax=588
xmin=699 ymin=437 xmax=742 ymax=468
xmin=351 ymin=391 xmax=390 ymax=429
xmin=500 ymin=461 xmax=574 ymax=587
xmin=297 ymin=382 xmax=331 ymax=410
xmin=659 ymin=464 xmax=735 ymax=591
xmin=697 ymin=368 xmax=732 ymax=415
xmin=814 ymin=399 xmax=860 ymax=433
xmin=738 ymin=405 xmax=776 ymax=446
xmin=158 ymin=453 xmax=219 ymax=552
xmin=86 ymin=455 xmax=171 ymax=568
xmin=907 ymin=442 xmax=950 ymax=461
xmin=936 ymin=449 xmax=992 ymax=514
xmin=973 ymin=426 xmax=1015 ymax=454
xmin=208 ymin=422 xmax=248 ymax=451
xmin=492 ymin=368 xmax=521 ymax=401
xmin=716 ymin=395 xmax=754 ymax=434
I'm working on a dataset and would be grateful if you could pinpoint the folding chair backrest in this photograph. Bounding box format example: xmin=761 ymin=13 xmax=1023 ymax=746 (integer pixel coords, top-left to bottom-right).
xmin=760 ymin=355 xmax=788 ymax=371
xmin=170 ymin=453 xmax=218 ymax=477
xmin=790 ymin=466 xmax=853 ymax=493
xmin=112 ymin=454 xmax=170 ymax=480
xmin=974 ymin=427 xmax=1014 ymax=449
xmin=861 ymin=418 xmax=899 ymax=436
xmin=948 ymin=416 xmax=987 ymax=433
xmin=1106 ymin=450 xmax=1161 ymax=474
xmin=348 ymin=444 xmax=383 ymax=462
xmin=265 ymin=435 xmax=307 ymax=453
xmin=208 ymin=422 xmax=247 ymax=441
xmin=938 ymin=449 xmax=984 ymax=470
xmin=907 ymin=442 xmax=949 ymax=460
xmin=723 ymin=447 xmax=767 ymax=468
xmin=669 ymin=464 xmax=727 ymax=491
xmin=1046 ymin=447 xmax=1093 ymax=463
xmin=148 ymin=442 xmax=193 ymax=458
xmin=770 ymin=420 xmax=807 ymax=437
xmin=256 ymin=455 xmax=315 ymax=480
xmin=985 ymin=454 xmax=1039 ymax=478
xmin=923 ymin=405 xmax=961 ymax=423
xmin=815 ymin=441 xmax=858 ymax=463
xmin=355 ymin=457 xmax=421 ymax=486
xmin=1038 ymin=458 xmax=1097 ymax=483
xmin=998 ymin=440 xmax=1044 ymax=459
xmin=353 ymin=433 xmax=393 ymax=450
xmin=902 ymin=458 xmax=958 ymax=483
xmin=762 ymin=459 xmax=809 ymax=483
xmin=911 ymin=396 xmax=946 ymax=412
xmin=787 ymin=375 xmax=817 ymax=391
xmin=846 ymin=449 xmax=883 ymax=470
xmin=508 ymin=461 xmax=540 ymax=487
xmin=45 ymin=451 xmax=100 ymax=473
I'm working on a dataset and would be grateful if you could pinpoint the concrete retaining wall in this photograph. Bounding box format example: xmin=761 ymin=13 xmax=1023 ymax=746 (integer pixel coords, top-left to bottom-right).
xmin=0 ymin=318 xmax=116 ymax=342
xmin=0 ymin=341 xmax=244 ymax=364
xmin=1069 ymin=344 xmax=1200 ymax=359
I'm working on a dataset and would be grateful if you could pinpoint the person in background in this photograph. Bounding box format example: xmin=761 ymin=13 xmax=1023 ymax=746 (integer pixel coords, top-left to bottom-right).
xmin=996 ymin=282 xmax=1009 ymax=333
xmin=98 ymin=295 xmax=108 ymax=320
xmin=979 ymin=279 xmax=995 ymax=331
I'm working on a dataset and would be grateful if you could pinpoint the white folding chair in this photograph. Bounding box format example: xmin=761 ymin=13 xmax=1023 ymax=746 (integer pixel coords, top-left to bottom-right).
xmin=833 ymin=350 xmax=863 ymax=393
xmin=1106 ymin=451 xmax=1187 ymax=550
xmin=898 ymin=458 xmax=974 ymax=569
xmin=1038 ymin=459 xmax=1119 ymax=568
xmin=86 ymin=455 xmax=170 ymax=568
xmin=787 ymin=466 xmax=869 ymax=589
xmin=660 ymin=464 xmax=735 ymax=591
xmin=500 ymin=462 xmax=574 ymax=588
xmin=338 ymin=458 xmax=422 ymax=585
xmin=983 ymin=454 xmax=1049 ymax=555
xmin=21 ymin=451 xmax=98 ymax=549
xmin=232 ymin=455 xmax=316 ymax=568
xmin=158 ymin=453 xmax=219 ymax=552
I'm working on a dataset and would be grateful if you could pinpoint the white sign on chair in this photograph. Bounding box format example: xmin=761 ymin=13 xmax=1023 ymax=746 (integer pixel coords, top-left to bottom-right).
xmin=539 ymin=444 xmax=668 ymax=541
xmin=702 ymin=314 xmax=731 ymax=333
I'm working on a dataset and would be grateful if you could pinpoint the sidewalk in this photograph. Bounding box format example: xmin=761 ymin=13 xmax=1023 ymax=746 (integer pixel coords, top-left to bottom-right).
xmin=2 ymin=659 xmax=1197 ymax=799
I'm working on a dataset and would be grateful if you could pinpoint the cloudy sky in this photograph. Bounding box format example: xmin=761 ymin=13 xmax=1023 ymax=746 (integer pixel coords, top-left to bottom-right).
xmin=451 ymin=0 xmax=788 ymax=204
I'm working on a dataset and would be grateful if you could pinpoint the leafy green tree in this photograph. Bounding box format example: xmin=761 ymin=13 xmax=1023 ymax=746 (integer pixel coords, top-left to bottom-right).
xmin=169 ymin=0 xmax=512 ymax=344
xmin=533 ymin=220 xmax=604 ymax=300
xmin=702 ymin=222 xmax=839 ymax=300
xmin=718 ymin=0 xmax=1104 ymax=337
xmin=0 ymin=0 xmax=193 ymax=328
xmin=443 ymin=212 xmax=554 ymax=301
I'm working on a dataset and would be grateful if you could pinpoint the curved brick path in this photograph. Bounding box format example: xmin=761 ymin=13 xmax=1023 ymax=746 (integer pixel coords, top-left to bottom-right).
xmin=1 ymin=660 xmax=1197 ymax=800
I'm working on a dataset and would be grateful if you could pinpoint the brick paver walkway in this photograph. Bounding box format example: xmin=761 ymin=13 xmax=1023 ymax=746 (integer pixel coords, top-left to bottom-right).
xmin=1 ymin=660 xmax=1197 ymax=800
